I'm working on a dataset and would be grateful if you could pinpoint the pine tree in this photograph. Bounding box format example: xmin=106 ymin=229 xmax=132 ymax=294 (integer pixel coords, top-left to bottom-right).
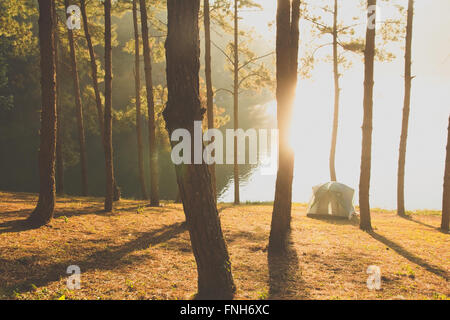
xmin=359 ymin=0 xmax=377 ymax=231
xmin=65 ymin=0 xmax=88 ymax=196
xmin=163 ymin=0 xmax=236 ymax=299
xmin=133 ymin=0 xmax=148 ymax=200
xmin=27 ymin=0 xmax=57 ymax=226
xmin=103 ymin=0 xmax=115 ymax=212
xmin=397 ymin=0 xmax=414 ymax=216
xmin=139 ymin=0 xmax=160 ymax=207
xmin=269 ymin=0 xmax=300 ymax=251
xmin=204 ymin=0 xmax=217 ymax=201
xmin=441 ymin=115 xmax=450 ymax=232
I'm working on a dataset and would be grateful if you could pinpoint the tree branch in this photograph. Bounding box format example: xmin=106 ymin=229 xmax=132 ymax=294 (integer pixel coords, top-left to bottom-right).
xmin=211 ymin=40 xmax=234 ymax=65
xmin=238 ymin=51 xmax=274 ymax=71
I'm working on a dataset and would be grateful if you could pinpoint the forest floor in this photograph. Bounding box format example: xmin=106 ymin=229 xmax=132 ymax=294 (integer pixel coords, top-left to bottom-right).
xmin=0 ymin=191 xmax=448 ymax=300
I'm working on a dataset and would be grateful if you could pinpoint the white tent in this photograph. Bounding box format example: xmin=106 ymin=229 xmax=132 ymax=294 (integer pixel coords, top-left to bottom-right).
xmin=306 ymin=182 xmax=356 ymax=219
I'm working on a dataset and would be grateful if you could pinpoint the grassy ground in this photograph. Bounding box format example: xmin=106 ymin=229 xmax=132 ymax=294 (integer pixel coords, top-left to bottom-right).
xmin=0 ymin=191 xmax=448 ymax=300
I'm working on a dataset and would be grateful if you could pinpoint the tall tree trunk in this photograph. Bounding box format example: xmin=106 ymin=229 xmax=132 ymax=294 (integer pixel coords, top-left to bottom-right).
xmin=65 ymin=0 xmax=88 ymax=196
xmin=28 ymin=0 xmax=57 ymax=226
xmin=139 ymin=0 xmax=160 ymax=207
xmin=80 ymin=0 xmax=104 ymax=137
xmin=233 ymin=0 xmax=240 ymax=205
xmin=133 ymin=0 xmax=148 ymax=200
xmin=359 ymin=0 xmax=377 ymax=231
xmin=269 ymin=0 xmax=300 ymax=251
xmin=103 ymin=0 xmax=114 ymax=212
xmin=80 ymin=0 xmax=120 ymax=202
xmin=441 ymin=116 xmax=450 ymax=232
xmin=329 ymin=0 xmax=339 ymax=182
xmin=204 ymin=0 xmax=216 ymax=202
xmin=163 ymin=0 xmax=235 ymax=299
xmin=54 ymin=2 xmax=64 ymax=195
xmin=397 ymin=0 xmax=414 ymax=216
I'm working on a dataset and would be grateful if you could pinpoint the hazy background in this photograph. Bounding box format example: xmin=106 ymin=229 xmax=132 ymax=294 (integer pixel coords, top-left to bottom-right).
xmin=221 ymin=0 xmax=450 ymax=210
xmin=0 ymin=0 xmax=448 ymax=211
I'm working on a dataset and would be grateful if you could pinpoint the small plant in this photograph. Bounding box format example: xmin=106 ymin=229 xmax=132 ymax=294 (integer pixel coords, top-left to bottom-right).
xmin=126 ymin=279 xmax=135 ymax=291
xmin=396 ymin=265 xmax=415 ymax=279
xmin=257 ymin=288 xmax=269 ymax=300
xmin=432 ymin=292 xmax=448 ymax=300
xmin=53 ymin=288 xmax=68 ymax=300
xmin=136 ymin=206 xmax=145 ymax=215
xmin=398 ymin=265 xmax=415 ymax=279
xmin=405 ymin=266 xmax=415 ymax=279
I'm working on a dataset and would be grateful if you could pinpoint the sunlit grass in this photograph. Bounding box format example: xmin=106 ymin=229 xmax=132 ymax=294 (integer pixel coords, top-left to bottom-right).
xmin=0 ymin=192 xmax=448 ymax=300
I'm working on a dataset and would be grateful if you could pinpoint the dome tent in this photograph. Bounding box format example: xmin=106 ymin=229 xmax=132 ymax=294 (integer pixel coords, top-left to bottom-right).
xmin=306 ymin=182 xmax=356 ymax=220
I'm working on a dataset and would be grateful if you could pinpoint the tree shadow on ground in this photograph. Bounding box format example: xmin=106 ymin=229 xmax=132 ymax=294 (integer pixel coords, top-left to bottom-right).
xmin=368 ymin=231 xmax=449 ymax=281
xmin=398 ymin=215 xmax=445 ymax=233
xmin=1 ymin=222 xmax=188 ymax=295
xmin=0 ymin=216 xmax=41 ymax=234
xmin=0 ymin=209 xmax=32 ymax=219
xmin=0 ymin=207 xmax=105 ymax=234
xmin=0 ymin=201 xmax=168 ymax=234
xmin=54 ymin=207 xmax=107 ymax=218
xmin=226 ymin=230 xmax=267 ymax=243
xmin=267 ymin=235 xmax=308 ymax=299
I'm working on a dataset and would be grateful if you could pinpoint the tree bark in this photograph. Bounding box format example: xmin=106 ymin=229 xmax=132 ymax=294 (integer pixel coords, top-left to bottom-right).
xmin=28 ymin=0 xmax=57 ymax=227
xmin=80 ymin=0 xmax=104 ymax=137
xmin=359 ymin=0 xmax=377 ymax=231
xmin=269 ymin=0 xmax=300 ymax=251
xmin=441 ymin=116 xmax=450 ymax=232
xmin=397 ymin=0 xmax=414 ymax=216
xmin=329 ymin=0 xmax=339 ymax=182
xmin=204 ymin=0 xmax=216 ymax=202
xmin=133 ymin=0 xmax=148 ymax=200
xmin=65 ymin=0 xmax=88 ymax=196
xmin=80 ymin=0 xmax=120 ymax=202
xmin=54 ymin=2 xmax=64 ymax=195
xmin=103 ymin=0 xmax=114 ymax=212
xmin=233 ymin=0 xmax=240 ymax=205
xmin=139 ymin=0 xmax=159 ymax=207
xmin=163 ymin=0 xmax=235 ymax=299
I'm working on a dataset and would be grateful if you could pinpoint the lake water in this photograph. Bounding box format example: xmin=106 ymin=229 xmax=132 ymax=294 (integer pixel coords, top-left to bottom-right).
xmin=220 ymin=69 xmax=449 ymax=211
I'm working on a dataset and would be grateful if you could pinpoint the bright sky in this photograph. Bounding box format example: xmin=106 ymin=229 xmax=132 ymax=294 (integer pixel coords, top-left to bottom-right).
xmin=221 ymin=0 xmax=450 ymax=210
